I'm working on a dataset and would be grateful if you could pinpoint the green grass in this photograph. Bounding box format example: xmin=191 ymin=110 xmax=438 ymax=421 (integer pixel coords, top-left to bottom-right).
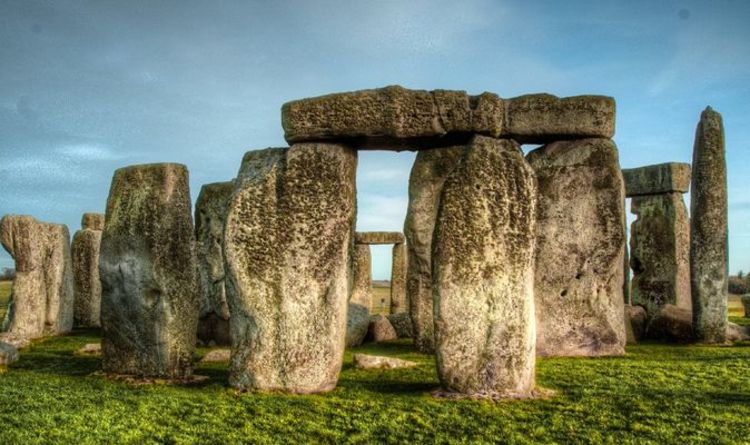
xmin=0 ymin=280 xmax=11 ymax=322
xmin=370 ymin=286 xmax=391 ymax=315
xmin=2 ymin=331 xmax=750 ymax=444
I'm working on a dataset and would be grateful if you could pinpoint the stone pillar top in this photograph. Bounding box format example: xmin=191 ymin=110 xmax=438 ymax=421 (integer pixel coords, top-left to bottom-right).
xmin=622 ymin=162 xmax=691 ymax=197
xmin=282 ymin=85 xmax=615 ymax=149
xmin=354 ymin=231 xmax=405 ymax=245
xmin=81 ymin=213 xmax=105 ymax=231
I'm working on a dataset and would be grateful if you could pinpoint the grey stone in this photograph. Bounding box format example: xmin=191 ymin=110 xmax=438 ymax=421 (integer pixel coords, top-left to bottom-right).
xmin=72 ymin=220 xmax=103 ymax=328
xmin=629 ymin=193 xmax=691 ymax=315
xmin=224 ymin=144 xmax=356 ymax=393
xmin=99 ymin=163 xmax=200 ymax=379
xmin=742 ymin=295 xmax=750 ymax=318
xmin=0 ymin=341 xmax=19 ymax=366
xmin=350 ymin=244 xmax=372 ymax=308
xmin=346 ymin=303 xmax=370 ymax=348
xmin=690 ymin=107 xmax=728 ymax=344
xmin=726 ymin=322 xmax=750 ymax=342
xmin=433 ymin=136 xmax=537 ymax=398
xmin=527 ymin=138 xmax=626 ymax=357
xmin=622 ymin=163 xmax=691 ymax=197
xmin=404 ymin=145 xmax=465 ymax=352
xmin=389 ymin=242 xmax=407 ymax=314
xmin=367 ymin=315 xmax=398 ymax=342
xmin=0 ymin=215 xmax=74 ymax=340
xmin=201 ymin=348 xmax=231 ymax=363
xmin=195 ymin=181 xmax=234 ymax=346
xmin=353 ymin=353 xmax=417 ymax=369
xmin=625 ymin=305 xmax=647 ymax=344
xmin=354 ymin=231 xmax=405 ymax=245
xmin=81 ymin=213 xmax=105 ymax=231
xmin=505 ymin=94 xmax=615 ymax=143
xmin=386 ymin=312 xmax=413 ymax=338
xmin=645 ymin=304 xmax=693 ymax=343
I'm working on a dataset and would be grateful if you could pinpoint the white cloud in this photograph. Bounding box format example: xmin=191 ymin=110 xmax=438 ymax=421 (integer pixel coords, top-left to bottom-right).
xmin=55 ymin=143 xmax=122 ymax=161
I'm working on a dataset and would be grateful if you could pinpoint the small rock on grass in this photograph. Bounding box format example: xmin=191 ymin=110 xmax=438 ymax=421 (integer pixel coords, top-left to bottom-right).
xmin=76 ymin=343 xmax=101 ymax=355
xmin=353 ymin=353 xmax=417 ymax=370
xmin=201 ymin=349 xmax=231 ymax=363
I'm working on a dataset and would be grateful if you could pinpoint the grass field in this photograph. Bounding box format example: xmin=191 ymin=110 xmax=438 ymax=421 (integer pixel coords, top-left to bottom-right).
xmin=0 ymin=280 xmax=10 ymax=322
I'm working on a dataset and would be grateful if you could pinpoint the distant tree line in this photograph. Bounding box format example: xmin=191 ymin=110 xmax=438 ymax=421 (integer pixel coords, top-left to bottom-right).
xmin=729 ymin=270 xmax=750 ymax=295
xmin=0 ymin=267 xmax=15 ymax=281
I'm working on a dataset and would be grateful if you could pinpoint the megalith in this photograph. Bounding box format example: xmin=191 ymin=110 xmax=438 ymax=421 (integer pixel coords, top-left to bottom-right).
xmin=390 ymin=242 xmax=407 ymax=314
xmin=224 ymin=144 xmax=356 ymax=393
xmin=0 ymin=215 xmax=74 ymax=341
xmin=195 ymin=181 xmax=234 ymax=346
xmin=99 ymin=163 xmax=200 ymax=378
xmin=623 ymin=163 xmax=691 ymax=316
xmin=347 ymin=243 xmax=372 ymax=348
xmin=527 ymin=138 xmax=626 ymax=357
xmin=404 ymin=145 xmax=465 ymax=353
xmin=690 ymin=107 xmax=728 ymax=344
xmin=72 ymin=213 xmax=105 ymax=328
xmin=433 ymin=136 xmax=537 ymax=398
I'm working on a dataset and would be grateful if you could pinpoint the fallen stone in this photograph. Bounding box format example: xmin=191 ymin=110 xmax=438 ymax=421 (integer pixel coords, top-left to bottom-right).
xmin=346 ymin=303 xmax=370 ymax=348
xmin=505 ymin=94 xmax=615 ymax=143
xmin=76 ymin=343 xmax=101 ymax=355
xmin=350 ymin=243 xmax=372 ymax=309
xmin=386 ymin=312 xmax=413 ymax=338
xmin=353 ymin=353 xmax=417 ymax=370
xmin=1 ymin=215 xmax=74 ymax=339
xmin=433 ymin=136 xmax=537 ymax=398
xmin=645 ymin=304 xmax=693 ymax=343
xmin=195 ymin=181 xmax=235 ymax=346
xmin=354 ymin=231 xmax=405 ymax=245
xmin=625 ymin=305 xmax=647 ymax=344
xmin=367 ymin=315 xmax=398 ymax=343
xmin=201 ymin=348 xmax=231 ymax=363
xmin=224 ymin=144 xmax=356 ymax=393
xmin=0 ymin=341 xmax=19 ymax=366
xmin=690 ymin=107 xmax=728 ymax=344
xmin=72 ymin=215 xmax=104 ymax=328
xmin=389 ymin=242 xmax=407 ymax=314
xmin=622 ymin=163 xmax=691 ymax=197
xmin=527 ymin=138 xmax=626 ymax=357
xmin=629 ymin=193 xmax=691 ymax=315
xmin=404 ymin=145 xmax=465 ymax=353
xmin=726 ymin=323 xmax=750 ymax=342
xmin=99 ymin=163 xmax=200 ymax=379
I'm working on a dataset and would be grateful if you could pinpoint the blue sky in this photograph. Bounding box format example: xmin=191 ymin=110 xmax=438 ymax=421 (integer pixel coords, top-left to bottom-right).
xmin=0 ymin=0 xmax=748 ymax=279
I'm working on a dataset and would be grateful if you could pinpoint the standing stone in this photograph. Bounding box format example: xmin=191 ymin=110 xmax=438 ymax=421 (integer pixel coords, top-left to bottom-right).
xmin=690 ymin=107 xmax=728 ymax=343
xmin=433 ymin=136 xmax=537 ymax=398
xmin=404 ymin=145 xmax=465 ymax=353
xmin=389 ymin=242 xmax=407 ymax=314
xmin=99 ymin=163 xmax=199 ymax=378
xmin=224 ymin=144 xmax=356 ymax=393
xmin=72 ymin=213 xmax=105 ymax=328
xmin=527 ymin=138 xmax=626 ymax=357
xmin=195 ymin=181 xmax=234 ymax=346
xmin=350 ymin=244 xmax=372 ymax=308
xmin=0 ymin=215 xmax=74 ymax=341
xmin=629 ymin=193 xmax=691 ymax=315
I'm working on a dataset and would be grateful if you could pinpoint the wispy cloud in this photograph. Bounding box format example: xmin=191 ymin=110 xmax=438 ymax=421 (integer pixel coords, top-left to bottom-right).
xmin=55 ymin=143 xmax=122 ymax=161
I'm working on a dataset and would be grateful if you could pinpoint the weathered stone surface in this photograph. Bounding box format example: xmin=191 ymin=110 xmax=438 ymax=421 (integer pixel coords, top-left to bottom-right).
xmin=645 ymin=304 xmax=693 ymax=343
xmin=0 ymin=341 xmax=19 ymax=365
xmin=0 ymin=215 xmax=74 ymax=340
xmin=727 ymin=322 xmax=750 ymax=342
xmin=346 ymin=303 xmax=369 ymax=348
xmin=99 ymin=163 xmax=200 ymax=378
xmin=629 ymin=193 xmax=691 ymax=315
xmin=690 ymin=107 xmax=728 ymax=344
xmin=354 ymin=231 xmax=405 ymax=245
xmin=201 ymin=348 xmax=231 ymax=363
xmin=282 ymin=85 xmax=503 ymax=149
xmin=353 ymin=353 xmax=417 ymax=370
xmin=625 ymin=305 xmax=647 ymax=344
xmin=527 ymin=138 xmax=626 ymax=357
xmin=404 ymin=145 xmax=465 ymax=352
xmin=195 ymin=181 xmax=234 ymax=346
xmin=76 ymin=343 xmax=101 ymax=355
xmin=742 ymin=296 xmax=750 ymax=318
xmin=350 ymin=244 xmax=372 ymax=308
xmin=505 ymin=94 xmax=615 ymax=143
xmin=225 ymin=144 xmax=356 ymax=393
xmin=386 ymin=312 xmax=413 ymax=338
xmin=367 ymin=315 xmax=398 ymax=343
xmin=622 ymin=163 xmax=691 ymax=197
xmin=433 ymin=136 xmax=537 ymax=398
xmin=72 ymin=222 xmax=103 ymax=328
xmin=389 ymin=242 xmax=407 ymax=314
xmin=81 ymin=213 xmax=105 ymax=231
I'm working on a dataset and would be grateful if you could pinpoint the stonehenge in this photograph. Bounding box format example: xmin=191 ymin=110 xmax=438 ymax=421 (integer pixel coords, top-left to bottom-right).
xmin=623 ymin=163 xmax=691 ymax=316
xmin=72 ymin=213 xmax=105 ymax=328
xmin=224 ymin=144 xmax=356 ymax=393
xmin=99 ymin=163 xmax=200 ymax=379
xmin=352 ymin=231 xmax=407 ymax=314
xmin=195 ymin=181 xmax=234 ymax=346
xmin=0 ymin=215 xmax=74 ymax=343
xmin=690 ymin=107 xmax=728 ymax=344
xmin=347 ymin=243 xmax=372 ymax=348
xmin=527 ymin=138 xmax=627 ymax=357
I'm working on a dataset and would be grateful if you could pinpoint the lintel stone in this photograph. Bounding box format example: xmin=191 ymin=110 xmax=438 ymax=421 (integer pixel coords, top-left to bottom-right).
xmin=622 ymin=162 xmax=691 ymax=197
xmin=355 ymin=231 xmax=405 ymax=245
